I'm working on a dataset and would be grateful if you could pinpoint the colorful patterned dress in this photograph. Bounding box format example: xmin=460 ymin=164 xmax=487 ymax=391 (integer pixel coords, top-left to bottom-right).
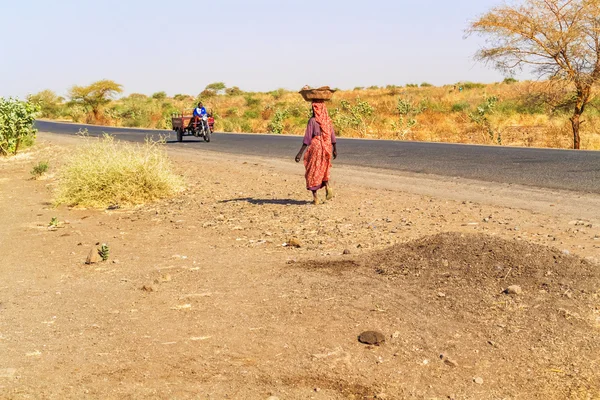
xmin=303 ymin=103 xmax=337 ymax=191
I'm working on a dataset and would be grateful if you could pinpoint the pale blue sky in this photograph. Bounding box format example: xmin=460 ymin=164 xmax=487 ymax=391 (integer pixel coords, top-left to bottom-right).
xmin=0 ymin=0 xmax=518 ymax=98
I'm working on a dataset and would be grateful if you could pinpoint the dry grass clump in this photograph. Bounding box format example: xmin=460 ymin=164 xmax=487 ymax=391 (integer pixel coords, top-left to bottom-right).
xmin=55 ymin=134 xmax=184 ymax=208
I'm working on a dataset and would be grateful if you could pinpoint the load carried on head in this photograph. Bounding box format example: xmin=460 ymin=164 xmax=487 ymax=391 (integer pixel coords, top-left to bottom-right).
xmin=299 ymin=85 xmax=336 ymax=102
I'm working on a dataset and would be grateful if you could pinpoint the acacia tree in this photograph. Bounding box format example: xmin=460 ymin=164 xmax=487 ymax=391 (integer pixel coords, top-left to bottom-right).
xmin=69 ymin=80 xmax=123 ymax=121
xmin=469 ymin=0 xmax=600 ymax=149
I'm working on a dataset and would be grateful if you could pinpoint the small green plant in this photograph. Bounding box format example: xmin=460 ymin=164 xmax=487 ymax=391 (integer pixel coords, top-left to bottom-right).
xmin=31 ymin=161 xmax=49 ymax=178
xmin=99 ymin=244 xmax=110 ymax=262
xmin=49 ymin=217 xmax=59 ymax=228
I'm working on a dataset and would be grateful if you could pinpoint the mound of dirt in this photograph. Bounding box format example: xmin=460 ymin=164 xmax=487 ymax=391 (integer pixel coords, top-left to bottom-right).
xmin=370 ymin=232 xmax=599 ymax=294
xmin=301 ymin=233 xmax=600 ymax=397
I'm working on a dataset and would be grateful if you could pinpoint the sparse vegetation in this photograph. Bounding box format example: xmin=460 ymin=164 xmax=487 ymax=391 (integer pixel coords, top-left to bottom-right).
xmin=55 ymin=132 xmax=184 ymax=208
xmin=31 ymin=161 xmax=49 ymax=178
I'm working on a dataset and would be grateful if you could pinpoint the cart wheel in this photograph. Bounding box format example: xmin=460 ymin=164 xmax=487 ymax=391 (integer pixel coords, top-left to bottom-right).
xmin=176 ymin=128 xmax=183 ymax=142
xmin=204 ymin=131 xmax=211 ymax=143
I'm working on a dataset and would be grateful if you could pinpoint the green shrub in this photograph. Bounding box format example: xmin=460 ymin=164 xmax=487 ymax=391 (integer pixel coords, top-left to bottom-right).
xmin=55 ymin=133 xmax=184 ymax=208
xmin=420 ymin=82 xmax=434 ymax=87
xmin=503 ymin=77 xmax=518 ymax=85
xmin=240 ymin=120 xmax=252 ymax=133
xmin=268 ymin=109 xmax=289 ymax=133
xmin=462 ymin=82 xmax=486 ymax=90
xmin=27 ymin=90 xmax=64 ymax=119
xmin=31 ymin=161 xmax=49 ymax=178
xmin=451 ymin=102 xmax=471 ymax=112
xmin=152 ymin=91 xmax=167 ymax=100
xmin=245 ymin=96 xmax=261 ymax=107
xmin=0 ymin=98 xmax=40 ymax=155
xmin=226 ymin=86 xmax=243 ymax=96
xmin=406 ymin=83 xmax=419 ymax=88
xmin=226 ymin=107 xmax=240 ymax=117
xmin=243 ymin=110 xmax=259 ymax=119
xmin=269 ymin=89 xmax=286 ymax=100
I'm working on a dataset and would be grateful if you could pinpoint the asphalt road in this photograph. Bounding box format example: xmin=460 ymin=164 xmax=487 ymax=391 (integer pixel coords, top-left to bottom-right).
xmin=35 ymin=120 xmax=600 ymax=194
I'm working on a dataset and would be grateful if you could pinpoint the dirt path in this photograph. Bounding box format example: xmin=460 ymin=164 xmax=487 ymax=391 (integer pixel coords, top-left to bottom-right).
xmin=0 ymin=133 xmax=598 ymax=399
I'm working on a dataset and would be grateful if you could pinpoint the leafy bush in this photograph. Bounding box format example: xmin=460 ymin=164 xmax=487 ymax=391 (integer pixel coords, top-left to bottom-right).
xmin=420 ymin=82 xmax=434 ymax=87
xmin=27 ymin=90 xmax=64 ymax=119
xmin=503 ymin=77 xmax=518 ymax=85
xmin=152 ymin=91 xmax=167 ymax=100
xmin=462 ymin=82 xmax=486 ymax=90
xmin=268 ymin=109 xmax=289 ymax=134
xmin=31 ymin=161 xmax=49 ymax=178
xmin=469 ymin=96 xmax=501 ymax=144
xmin=331 ymin=98 xmax=374 ymax=136
xmin=55 ymin=133 xmax=184 ymax=208
xmin=269 ymin=89 xmax=287 ymax=100
xmin=245 ymin=96 xmax=261 ymax=107
xmin=406 ymin=83 xmax=419 ymax=88
xmin=451 ymin=102 xmax=471 ymax=112
xmin=226 ymin=86 xmax=244 ymax=96
xmin=243 ymin=110 xmax=259 ymax=119
xmin=0 ymin=98 xmax=40 ymax=155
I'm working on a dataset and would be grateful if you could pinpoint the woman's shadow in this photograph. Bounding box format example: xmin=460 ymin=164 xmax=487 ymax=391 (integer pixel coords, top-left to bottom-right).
xmin=220 ymin=197 xmax=311 ymax=206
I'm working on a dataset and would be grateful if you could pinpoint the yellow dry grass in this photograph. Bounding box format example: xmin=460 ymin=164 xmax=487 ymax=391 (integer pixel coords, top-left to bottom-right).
xmin=55 ymin=134 xmax=184 ymax=208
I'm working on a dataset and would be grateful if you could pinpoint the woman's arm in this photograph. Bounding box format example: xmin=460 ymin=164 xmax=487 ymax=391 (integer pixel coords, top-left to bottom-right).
xmin=332 ymin=125 xmax=338 ymax=159
xmin=295 ymin=144 xmax=307 ymax=163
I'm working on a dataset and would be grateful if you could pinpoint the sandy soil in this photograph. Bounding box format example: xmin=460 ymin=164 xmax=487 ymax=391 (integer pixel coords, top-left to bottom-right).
xmin=0 ymin=132 xmax=599 ymax=399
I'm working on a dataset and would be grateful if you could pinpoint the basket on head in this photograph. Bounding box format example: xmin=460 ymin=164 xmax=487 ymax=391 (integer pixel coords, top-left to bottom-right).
xmin=299 ymin=86 xmax=336 ymax=102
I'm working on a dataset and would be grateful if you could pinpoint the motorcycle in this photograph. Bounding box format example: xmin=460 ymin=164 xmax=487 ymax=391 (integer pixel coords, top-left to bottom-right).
xmin=171 ymin=112 xmax=215 ymax=143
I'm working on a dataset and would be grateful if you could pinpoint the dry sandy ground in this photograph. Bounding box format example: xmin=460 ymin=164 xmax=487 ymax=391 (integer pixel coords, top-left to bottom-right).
xmin=0 ymin=132 xmax=599 ymax=399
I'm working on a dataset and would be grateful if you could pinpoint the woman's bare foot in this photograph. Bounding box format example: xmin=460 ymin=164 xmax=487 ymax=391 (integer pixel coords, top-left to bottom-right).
xmin=313 ymin=197 xmax=319 ymax=205
xmin=326 ymin=187 xmax=334 ymax=201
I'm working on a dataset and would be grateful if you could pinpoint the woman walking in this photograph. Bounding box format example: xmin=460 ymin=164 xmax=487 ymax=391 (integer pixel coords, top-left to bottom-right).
xmin=295 ymin=102 xmax=338 ymax=205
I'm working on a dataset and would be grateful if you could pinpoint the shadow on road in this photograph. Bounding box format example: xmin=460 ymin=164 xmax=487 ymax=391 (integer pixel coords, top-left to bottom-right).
xmin=220 ymin=197 xmax=310 ymax=206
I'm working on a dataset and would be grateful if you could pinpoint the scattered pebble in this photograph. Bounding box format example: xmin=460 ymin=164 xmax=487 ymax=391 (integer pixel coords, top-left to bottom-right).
xmin=287 ymin=238 xmax=302 ymax=248
xmin=343 ymin=249 xmax=351 ymax=255
xmin=474 ymin=377 xmax=484 ymax=385
xmin=358 ymin=331 xmax=386 ymax=345
xmin=85 ymin=247 xmax=102 ymax=264
xmin=504 ymin=285 xmax=523 ymax=295
xmin=0 ymin=368 xmax=16 ymax=379
xmin=440 ymin=354 xmax=459 ymax=367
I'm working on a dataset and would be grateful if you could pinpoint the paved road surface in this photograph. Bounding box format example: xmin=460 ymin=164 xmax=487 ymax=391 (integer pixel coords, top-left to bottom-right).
xmin=36 ymin=120 xmax=600 ymax=194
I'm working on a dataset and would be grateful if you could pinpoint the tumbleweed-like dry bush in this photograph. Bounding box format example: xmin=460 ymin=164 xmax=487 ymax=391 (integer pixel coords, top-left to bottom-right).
xmin=55 ymin=134 xmax=184 ymax=208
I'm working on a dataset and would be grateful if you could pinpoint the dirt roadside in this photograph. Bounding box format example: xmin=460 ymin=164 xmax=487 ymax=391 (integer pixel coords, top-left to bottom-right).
xmin=0 ymin=132 xmax=598 ymax=399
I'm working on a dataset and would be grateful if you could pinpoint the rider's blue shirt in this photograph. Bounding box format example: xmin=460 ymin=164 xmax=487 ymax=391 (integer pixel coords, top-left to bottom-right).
xmin=193 ymin=107 xmax=207 ymax=117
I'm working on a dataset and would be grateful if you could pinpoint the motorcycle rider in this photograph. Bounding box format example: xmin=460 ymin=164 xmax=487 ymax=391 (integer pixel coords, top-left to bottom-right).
xmin=187 ymin=102 xmax=208 ymax=131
